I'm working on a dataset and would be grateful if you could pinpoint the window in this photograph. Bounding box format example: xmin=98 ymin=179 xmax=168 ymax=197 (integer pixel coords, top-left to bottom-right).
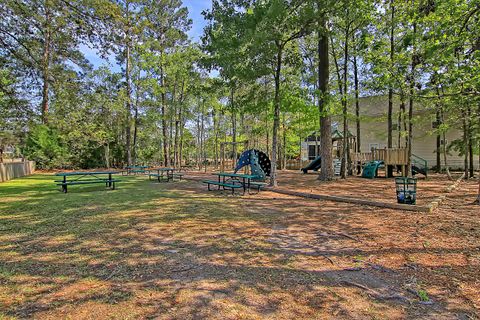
xmin=308 ymin=145 xmax=321 ymax=160
xmin=308 ymin=145 xmax=316 ymax=160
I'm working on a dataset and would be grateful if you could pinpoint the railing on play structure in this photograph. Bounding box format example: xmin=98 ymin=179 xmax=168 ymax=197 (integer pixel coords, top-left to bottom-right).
xmin=352 ymin=148 xmax=408 ymax=166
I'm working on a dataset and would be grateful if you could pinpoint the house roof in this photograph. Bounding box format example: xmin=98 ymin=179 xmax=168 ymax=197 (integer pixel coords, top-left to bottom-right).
xmin=305 ymin=129 xmax=355 ymax=142
xmin=331 ymin=129 xmax=354 ymax=139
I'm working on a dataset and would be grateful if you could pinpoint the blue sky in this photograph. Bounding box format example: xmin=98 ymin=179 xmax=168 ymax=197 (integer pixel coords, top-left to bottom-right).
xmin=184 ymin=0 xmax=211 ymax=41
xmin=84 ymin=0 xmax=211 ymax=69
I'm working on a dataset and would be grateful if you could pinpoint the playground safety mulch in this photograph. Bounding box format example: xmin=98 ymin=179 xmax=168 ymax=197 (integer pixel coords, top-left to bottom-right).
xmin=274 ymin=171 xmax=459 ymax=207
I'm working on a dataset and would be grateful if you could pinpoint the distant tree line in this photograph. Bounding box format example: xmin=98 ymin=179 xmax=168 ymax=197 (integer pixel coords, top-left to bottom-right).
xmin=0 ymin=0 xmax=478 ymax=187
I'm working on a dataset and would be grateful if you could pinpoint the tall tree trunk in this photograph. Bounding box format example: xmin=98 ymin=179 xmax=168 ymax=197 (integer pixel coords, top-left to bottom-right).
xmin=440 ymin=108 xmax=453 ymax=180
xmin=104 ymin=144 xmax=110 ymax=168
xmin=213 ymin=110 xmax=219 ymax=168
xmin=41 ymin=12 xmax=51 ymax=124
xmin=478 ymin=104 xmax=480 ymax=203
xmin=406 ymin=20 xmax=417 ymax=177
xmin=282 ymin=113 xmax=287 ymax=170
xmin=467 ymin=106 xmax=474 ymax=178
xmin=435 ymin=109 xmax=441 ymax=173
xmin=176 ymin=80 xmax=185 ymax=167
xmin=353 ymin=39 xmax=360 ymax=153
xmin=406 ymin=88 xmax=414 ymax=177
xmin=269 ymin=43 xmax=283 ymax=187
xmin=318 ymin=16 xmax=334 ymax=181
xmin=201 ymin=101 xmax=206 ymax=172
xmin=399 ymin=93 xmax=407 ymax=148
xmin=387 ymin=0 xmax=395 ymax=177
xmin=230 ymin=85 xmax=237 ymax=166
xmin=132 ymin=82 xmax=139 ymax=165
xmin=179 ymin=111 xmax=185 ymax=167
xmin=196 ymin=113 xmax=200 ymax=170
xmin=462 ymin=108 xmax=469 ymax=179
xmin=169 ymin=81 xmax=176 ymax=165
xmin=263 ymin=76 xmax=270 ymax=156
xmin=174 ymin=110 xmax=180 ymax=168
xmin=160 ymin=65 xmax=169 ymax=167
xmin=341 ymin=23 xmax=350 ymax=179
xmin=265 ymin=115 xmax=270 ymax=157
xmin=125 ymin=0 xmax=132 ymax=166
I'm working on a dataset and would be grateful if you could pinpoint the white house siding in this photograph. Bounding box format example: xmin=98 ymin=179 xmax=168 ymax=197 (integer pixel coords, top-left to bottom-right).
xmin=301 ymin=95 xmax=479 ymax=170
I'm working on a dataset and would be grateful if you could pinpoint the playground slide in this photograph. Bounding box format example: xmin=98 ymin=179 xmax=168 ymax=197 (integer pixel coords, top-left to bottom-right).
xmin=301 ymin=156 xmax=322 ymax=173
xmin=361 ymin=160 xmax=384 ymax=179
xmin=412 ymin=165 xmax=427 ymax=176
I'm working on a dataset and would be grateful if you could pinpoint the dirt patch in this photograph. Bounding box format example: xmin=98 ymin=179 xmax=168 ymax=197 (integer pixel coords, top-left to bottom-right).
xmin=273 ymin=171 xmax=458 ymax=206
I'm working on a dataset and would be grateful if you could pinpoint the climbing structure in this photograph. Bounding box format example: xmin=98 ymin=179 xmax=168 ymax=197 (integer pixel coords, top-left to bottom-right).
xmin=234 ymin=149 xmax=271 ymax=180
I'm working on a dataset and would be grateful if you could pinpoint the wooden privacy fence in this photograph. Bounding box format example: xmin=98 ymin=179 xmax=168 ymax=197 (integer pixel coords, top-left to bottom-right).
xmin=0 ymin=161 xmax=35 ymax=182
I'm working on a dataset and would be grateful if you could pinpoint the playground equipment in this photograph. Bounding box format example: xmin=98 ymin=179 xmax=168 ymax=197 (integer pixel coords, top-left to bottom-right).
xmin=220 ymin=141 xmax=249 ymax=172
xmin=301 ymin=156 xmax=342 ymax=176
xmin=234 ymin=149 xmax=271 ymax=180
xmin=361 ymin=160 xmax=385 ymax=179
xmin=411 ymin=154 xmax=428 ymax=176
xmin=301 ymin=156 xmax=322 ymax=173
xmin=353 ymin=148 xmax=427 ymax=178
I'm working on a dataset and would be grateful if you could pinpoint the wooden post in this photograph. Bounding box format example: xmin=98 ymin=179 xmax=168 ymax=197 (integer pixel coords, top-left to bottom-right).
xmin=220 ymin=143 xmax=224 ymax=172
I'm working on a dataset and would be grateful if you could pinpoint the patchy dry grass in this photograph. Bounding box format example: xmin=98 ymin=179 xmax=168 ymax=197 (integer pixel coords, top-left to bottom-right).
xmin=0 ymin=173 xmax=479 ymax=319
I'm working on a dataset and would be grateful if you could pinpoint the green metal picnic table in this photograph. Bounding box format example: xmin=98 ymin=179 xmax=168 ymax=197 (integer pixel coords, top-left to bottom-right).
xmin=124 ymin=165 xmax=149 ymax=175
xmin=55 ymin=171 xmax=120 ymax=193
xmin=214 ymin=172 xmax=262 ymax=193
xmin=148 ymin=167 xmax=183 ymax=182
xmin=203 ymin=172 xmax=265 ymax=194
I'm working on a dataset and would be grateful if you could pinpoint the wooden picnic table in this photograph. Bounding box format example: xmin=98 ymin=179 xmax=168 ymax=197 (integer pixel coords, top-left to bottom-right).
xmin=55 ymin=171 xmax=120 ymax=193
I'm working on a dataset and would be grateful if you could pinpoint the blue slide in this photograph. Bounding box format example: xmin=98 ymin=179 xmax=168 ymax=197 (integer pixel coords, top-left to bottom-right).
xmin=301 ymin=156 xmax=322 ymax=174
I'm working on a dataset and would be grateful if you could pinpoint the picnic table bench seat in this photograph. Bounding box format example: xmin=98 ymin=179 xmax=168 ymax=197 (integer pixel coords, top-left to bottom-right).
xmin=202 ymin=180 xmax=243 ymax=194
xmin=249 ymin=181 xmax=267 ymax=191
xmin=55 ymin=171 xmax=120 ymax=193
xmin=131 ymin=169 xmax=149 ymax=174
xmin=148 ymin=173 xmax=171 ymax=182
xmin=56 ymin=179 xmax=120 ymax=186
xmin=123 ymin=166 xmax=149 ymax=175
xmin=169 ymin=172 xmax=184 ymax=180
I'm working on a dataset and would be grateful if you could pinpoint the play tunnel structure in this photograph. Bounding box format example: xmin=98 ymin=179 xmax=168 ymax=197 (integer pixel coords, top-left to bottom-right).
xmin=234 ymin=149 xmax=271 ymax=180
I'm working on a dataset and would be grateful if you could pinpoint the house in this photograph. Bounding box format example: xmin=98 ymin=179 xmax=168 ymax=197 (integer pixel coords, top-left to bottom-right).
xmin=300 ymin=95 xmax=479 ymax=170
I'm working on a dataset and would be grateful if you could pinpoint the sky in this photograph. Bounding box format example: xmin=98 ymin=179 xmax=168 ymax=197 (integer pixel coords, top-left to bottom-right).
xmin=83 ymin=0 xmax=211 ymax=69
xmin=184 ymin=0 xmax=211 ymax=41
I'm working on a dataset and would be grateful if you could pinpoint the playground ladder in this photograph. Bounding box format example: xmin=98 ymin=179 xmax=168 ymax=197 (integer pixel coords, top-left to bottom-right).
xmin=411 ymin=153 xmax=428 ymax=177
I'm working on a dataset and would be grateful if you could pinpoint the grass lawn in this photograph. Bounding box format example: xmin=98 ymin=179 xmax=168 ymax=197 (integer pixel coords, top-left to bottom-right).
xmin=0 ymin=174 xmax=479 ymax=319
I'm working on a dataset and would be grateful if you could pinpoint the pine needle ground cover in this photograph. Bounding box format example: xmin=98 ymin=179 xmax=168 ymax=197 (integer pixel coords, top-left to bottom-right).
xmin=0 ymin=175 xmax=479 ymax=319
